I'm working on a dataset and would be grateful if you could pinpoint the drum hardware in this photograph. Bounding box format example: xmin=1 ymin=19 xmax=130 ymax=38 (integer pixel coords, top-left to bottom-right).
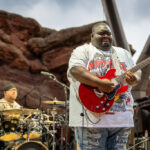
xmin=0 ymin=113 xmax=22 ymax=142
xmin=41 ymin=121 xmax=56 ymax=149
xmin=0 ymin=108 xmax=42 ymax=142
xmin=0 ymin=98 xmax=70 ymax=150
xmin=56 ymin=126 xmax=66 ymax=150
xmin=26 ymin=119 xmax=31 ymax=142
xmin=42 ymin=106 xmax=68 ymax=150
xmin=0 ymin=109 xmax=52 ymax=149
xmin=57 ymin=114 xmax=66 ymax=150
xmin=46 ymin=106 xmax=69 ymax=150
xmin=50 ymin=108 xmax=57 ymax=150
xmin=42 ymin=99 xmax=69 ymax=150
xmin=3 ymin=141 xmax=16 ymax=150
xmin=23 ymin=114 xmax=32 ymax=121
xmin=44 ymin=120 xmax=59 ymax=125
xmin=22 ymin=113 xmax=42 ymax=141
xmin=42 ymin=113 xmax=50 ymax=121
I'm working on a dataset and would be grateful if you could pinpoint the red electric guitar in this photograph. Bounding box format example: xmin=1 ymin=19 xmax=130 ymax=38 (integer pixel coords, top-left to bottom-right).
xmin=79 ymin=57 xmax=150 ymax=114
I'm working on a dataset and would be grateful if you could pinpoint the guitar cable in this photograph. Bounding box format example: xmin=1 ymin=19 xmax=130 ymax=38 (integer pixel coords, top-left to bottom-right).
xmin=72 ymin=81 xmax=102 ymax=150
xmin=73 ymin=86 xmax=101 ymax=150
xmin=81 ymin=104 xmax=85 ymax=150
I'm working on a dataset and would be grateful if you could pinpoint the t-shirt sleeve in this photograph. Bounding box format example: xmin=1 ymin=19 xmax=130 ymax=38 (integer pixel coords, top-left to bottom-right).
xmin=67 ymin=44 xmax=89 ymax=81
xmin=68 ymin=44 xmax=89 ymax=72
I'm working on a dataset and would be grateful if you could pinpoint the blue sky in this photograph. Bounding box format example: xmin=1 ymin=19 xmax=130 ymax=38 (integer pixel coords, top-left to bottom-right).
xmin=0 ymin=0 xmax=149 ymax=61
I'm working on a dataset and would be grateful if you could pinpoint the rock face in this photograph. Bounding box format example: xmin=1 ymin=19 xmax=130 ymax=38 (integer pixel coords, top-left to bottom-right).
xmin=0 ymin=10 xmax=94 ymax=109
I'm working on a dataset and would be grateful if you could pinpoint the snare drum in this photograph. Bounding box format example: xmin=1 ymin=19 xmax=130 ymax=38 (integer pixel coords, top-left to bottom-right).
xmin=14 ymin=141 xmax=48 ymax=150
xmin=0 ymin=114 xmax=22 ymax=141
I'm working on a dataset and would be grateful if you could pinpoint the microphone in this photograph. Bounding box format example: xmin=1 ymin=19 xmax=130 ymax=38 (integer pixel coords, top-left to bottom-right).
xmin=41 ymin=71 xmax=56 ymax=79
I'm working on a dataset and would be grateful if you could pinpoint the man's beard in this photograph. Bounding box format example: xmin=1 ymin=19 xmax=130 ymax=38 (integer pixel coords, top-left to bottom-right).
xmin=100 ymin=42 xmax=111 ymax=50
xmin=9 ymin=96 xmax=16 ymax=101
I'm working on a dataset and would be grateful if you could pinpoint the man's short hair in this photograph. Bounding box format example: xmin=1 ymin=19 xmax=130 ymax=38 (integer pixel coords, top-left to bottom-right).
xmin=92 ymin=21 xmax=110 ymax=33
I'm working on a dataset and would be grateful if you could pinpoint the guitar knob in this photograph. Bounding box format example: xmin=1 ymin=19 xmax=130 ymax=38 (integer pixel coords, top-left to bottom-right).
xmin=102 ymin=108 xmax=105 ymax=111
xmin=96 ymin=105 xmax=100 ymax=109
xmin=100 ymin=101 xmax=104 ymax=104
xmin=106 ymin=103 xmax=110 ymax=106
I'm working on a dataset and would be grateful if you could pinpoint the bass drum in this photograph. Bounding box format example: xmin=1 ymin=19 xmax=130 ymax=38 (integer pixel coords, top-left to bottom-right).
xmin=15 ymin=141 xmax=48 ymax=150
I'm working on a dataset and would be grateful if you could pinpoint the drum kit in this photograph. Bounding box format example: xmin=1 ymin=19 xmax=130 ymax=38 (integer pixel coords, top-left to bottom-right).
xmin=0 ymin=98 xmax=71 ymax=150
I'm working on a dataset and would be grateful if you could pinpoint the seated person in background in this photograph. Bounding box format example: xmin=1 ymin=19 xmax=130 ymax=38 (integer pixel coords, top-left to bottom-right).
xmin=0 ymin=84 xmax=21 ymax=109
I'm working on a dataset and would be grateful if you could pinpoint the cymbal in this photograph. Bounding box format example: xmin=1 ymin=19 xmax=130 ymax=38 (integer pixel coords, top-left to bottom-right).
xmin=22 ymin=108 xmax=41 ymax=115
xmin=42 ymin=100 xmax=65 ymax=105
xmin=0 ymin=108 xmax=41 ymax=115
xmin=0 ymin=109 xmax=22 ymax=115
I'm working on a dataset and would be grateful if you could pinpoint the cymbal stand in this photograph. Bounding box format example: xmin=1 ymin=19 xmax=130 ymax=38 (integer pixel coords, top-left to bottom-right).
xmin=46 ymin=73 xmax=69 ymax=150
xmin=42 ymin=111 xmax=56 ymax=149
xmin=51 ymin=76 xmax=69 ymax=150
xmin=26 ymin=119 xmax=31 ymax=142
xmin=58 ymin=114 xmax=65 ymax=150
xmin=64 ymin=86 xmax=69 ymax=150
xmin=51 ymin=108 xmax=57 ymax=150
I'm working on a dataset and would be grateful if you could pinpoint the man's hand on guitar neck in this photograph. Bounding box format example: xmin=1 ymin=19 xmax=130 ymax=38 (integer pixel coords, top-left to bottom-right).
xmin=125 ymin=71 xmax=141 ymax=86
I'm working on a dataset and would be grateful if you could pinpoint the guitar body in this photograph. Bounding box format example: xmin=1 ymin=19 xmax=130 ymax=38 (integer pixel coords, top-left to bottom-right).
xmin=78 ymin=69 xmax=128 ymax=114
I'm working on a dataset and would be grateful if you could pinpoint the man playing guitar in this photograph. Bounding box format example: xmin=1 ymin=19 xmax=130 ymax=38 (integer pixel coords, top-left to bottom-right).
xmin=67 ymin=21 xmax=141 ymax=150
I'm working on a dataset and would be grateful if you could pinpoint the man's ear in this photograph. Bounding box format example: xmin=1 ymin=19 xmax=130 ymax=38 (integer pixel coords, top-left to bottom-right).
xmin=3 ymin=91 xmax=6 ymax=97
xmin=91 ymin=33 xmax=94 ymax=38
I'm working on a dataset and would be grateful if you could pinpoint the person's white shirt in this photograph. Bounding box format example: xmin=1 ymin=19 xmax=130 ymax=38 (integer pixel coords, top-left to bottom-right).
xmin=0 ymin=98 xmax=21 ymax=110
xmin=67 ymin=43 xmax=141 ymax=128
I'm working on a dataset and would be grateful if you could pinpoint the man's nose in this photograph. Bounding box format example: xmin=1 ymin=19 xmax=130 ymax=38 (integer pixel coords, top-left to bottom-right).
xmin=103 ymin=34 xmax=109 ymax=37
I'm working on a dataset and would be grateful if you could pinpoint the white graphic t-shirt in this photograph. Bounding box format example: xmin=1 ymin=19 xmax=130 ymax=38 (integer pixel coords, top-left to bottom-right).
xmin=67 ymin=43 xmax=139 ymax=128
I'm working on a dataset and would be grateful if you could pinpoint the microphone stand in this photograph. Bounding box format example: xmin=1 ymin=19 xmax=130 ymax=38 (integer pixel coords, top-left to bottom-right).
xmin=47 ymin=75 xmax=69 ymax=150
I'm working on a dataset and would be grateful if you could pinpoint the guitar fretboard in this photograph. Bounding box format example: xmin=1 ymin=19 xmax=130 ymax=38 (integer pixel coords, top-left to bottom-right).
xmin=116 ymin=57 xmax=150 ymax=83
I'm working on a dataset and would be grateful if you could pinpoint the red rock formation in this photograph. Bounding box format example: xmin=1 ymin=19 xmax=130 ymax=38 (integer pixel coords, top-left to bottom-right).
xmin=0 ymin=10 xmax=94 ymax=110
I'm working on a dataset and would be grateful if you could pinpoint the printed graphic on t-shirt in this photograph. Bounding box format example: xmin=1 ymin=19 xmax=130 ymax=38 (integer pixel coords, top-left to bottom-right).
xmin=88 ymin=53 xmax=127 ymax=75
xmin=87 ymin=53 xmax=131 ymax=112
xmin=110 ymin=91 xmax=131 ymax=112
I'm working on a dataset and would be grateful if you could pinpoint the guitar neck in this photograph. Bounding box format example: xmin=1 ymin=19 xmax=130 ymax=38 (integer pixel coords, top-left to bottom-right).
xmin=116 ymin=57 xmax=150 ymax=83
